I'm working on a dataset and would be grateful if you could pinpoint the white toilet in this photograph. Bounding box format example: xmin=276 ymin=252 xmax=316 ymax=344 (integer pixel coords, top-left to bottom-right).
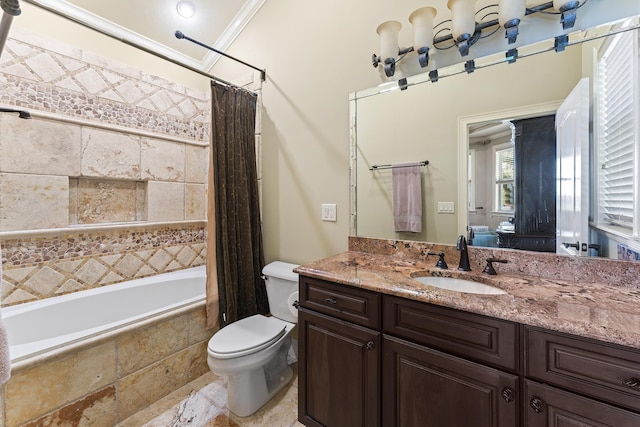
xmin=207 ymin=261 xmax=299 ymax=417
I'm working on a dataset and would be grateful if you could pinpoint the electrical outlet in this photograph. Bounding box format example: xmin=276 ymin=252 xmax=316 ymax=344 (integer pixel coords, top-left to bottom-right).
xmin=322 ymin=204 xmax=337 ymax=221
xmin=437 ymin=202 xmax=455 ymax=214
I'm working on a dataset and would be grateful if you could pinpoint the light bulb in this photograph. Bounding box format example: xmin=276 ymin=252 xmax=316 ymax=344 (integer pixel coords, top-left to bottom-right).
xmin=176 ymin=1 xmax=196 ymax=18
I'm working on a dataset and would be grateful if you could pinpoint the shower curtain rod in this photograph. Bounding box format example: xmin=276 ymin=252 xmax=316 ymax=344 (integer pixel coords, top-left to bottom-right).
xmin=175 ymin=31 xmax=266 ymax=82
xmin=20 ymin=0 xmax=243 ymax=88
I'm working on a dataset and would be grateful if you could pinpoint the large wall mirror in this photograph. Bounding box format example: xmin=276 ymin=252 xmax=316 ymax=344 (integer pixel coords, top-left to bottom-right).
xmin=350 ymin=5 xmax=640 ymax=261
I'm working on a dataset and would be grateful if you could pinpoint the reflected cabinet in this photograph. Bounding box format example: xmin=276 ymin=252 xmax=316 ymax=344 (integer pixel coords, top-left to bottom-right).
xmin=499 ymin=115 xmax=557 ymax=252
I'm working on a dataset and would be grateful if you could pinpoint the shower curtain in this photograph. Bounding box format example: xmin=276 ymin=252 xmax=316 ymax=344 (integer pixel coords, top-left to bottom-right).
xmin=206 ymin=80 xmax=269 ymax=329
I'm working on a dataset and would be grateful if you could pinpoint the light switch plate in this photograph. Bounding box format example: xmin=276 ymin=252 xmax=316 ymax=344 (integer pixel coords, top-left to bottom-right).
xmin=437 ymin=202 xmax=455 ymax=214
xmin=322 ymin=204 xmax=337 ymax=221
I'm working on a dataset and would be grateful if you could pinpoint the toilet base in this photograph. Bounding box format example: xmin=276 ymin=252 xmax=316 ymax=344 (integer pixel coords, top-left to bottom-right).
xmin=223 ymin=335 xmax=294 ymax=417
xmin=228 ymin=364 xmax=293 ymax=417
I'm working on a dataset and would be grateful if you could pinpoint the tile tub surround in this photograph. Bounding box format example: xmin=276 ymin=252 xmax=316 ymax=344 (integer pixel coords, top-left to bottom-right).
xmin=0 ymin=305 xmax=217 ymax=427
xmin=0 ymin=222 xmax=206 ymax=306
xmin=293 ymin=237 xmax=640 ymax=349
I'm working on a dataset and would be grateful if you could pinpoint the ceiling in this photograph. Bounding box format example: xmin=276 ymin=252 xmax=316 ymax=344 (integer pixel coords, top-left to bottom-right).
xmin=19 ymin=0 xmax=633 ymax=78
xmin=27 ymin=0 xmax=545 ymax=74
xmin=23 ymin=0 xmax=268 ymax=72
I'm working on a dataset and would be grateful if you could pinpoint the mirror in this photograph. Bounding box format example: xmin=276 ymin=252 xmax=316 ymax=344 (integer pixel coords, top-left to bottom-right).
xmin=350 ymin=10 xmax=640 ymax=259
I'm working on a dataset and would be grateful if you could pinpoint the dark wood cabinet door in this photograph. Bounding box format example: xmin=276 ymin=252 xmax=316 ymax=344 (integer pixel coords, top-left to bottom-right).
xmin=383 ymin=335 xmax=519 ymax=427
xmin=298 ymin=307 xmax=380 ymax=427
xmin=524 ymin=380 xmax=640 ymax=427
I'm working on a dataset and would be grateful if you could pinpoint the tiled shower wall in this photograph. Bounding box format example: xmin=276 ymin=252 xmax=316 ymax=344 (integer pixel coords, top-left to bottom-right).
xmin=0 ymin=28 xmax=248 ymax=306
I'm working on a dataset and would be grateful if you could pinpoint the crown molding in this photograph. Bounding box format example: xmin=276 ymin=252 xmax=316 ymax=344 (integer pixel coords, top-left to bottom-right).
xmin=22 ymin=0 xmax=266 ymax=74
xmin=201 ymin=0 xmax=268 ymax=71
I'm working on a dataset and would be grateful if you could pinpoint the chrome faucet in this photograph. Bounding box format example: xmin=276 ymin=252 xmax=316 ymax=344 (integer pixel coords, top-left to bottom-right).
xmin=456 ymin=235 xmax=471 ymax=271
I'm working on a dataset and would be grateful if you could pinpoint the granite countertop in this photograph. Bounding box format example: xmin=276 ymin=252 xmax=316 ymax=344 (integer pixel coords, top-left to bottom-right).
xmin=295 ymin=251 xmax=640 ymax=350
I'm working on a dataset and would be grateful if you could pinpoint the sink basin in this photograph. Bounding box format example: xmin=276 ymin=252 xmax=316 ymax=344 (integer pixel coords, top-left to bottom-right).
xmin=412 ymin=276 xmax=507 ymax=295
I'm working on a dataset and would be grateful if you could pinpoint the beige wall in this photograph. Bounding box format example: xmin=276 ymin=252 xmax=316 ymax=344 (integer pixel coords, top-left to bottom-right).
xmin=208 ymin=0 xmax=597 ymax=264
xmin=210 ymin=0 xmax=399 ymax=265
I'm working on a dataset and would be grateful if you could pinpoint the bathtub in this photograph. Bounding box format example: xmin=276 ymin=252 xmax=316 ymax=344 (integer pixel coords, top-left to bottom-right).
xmin=4 ymin=265 xmax=206 ymax=367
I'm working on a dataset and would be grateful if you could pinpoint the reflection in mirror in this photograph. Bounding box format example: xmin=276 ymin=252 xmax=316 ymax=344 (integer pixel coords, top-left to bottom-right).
xmin=350 ymin=13 xmax=640 ymax=261
xmin=468 ymin=114 xmax=558 ymax=253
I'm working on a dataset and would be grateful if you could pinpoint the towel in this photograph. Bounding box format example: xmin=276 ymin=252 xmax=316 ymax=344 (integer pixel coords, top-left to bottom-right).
xmin=0 ymin=244 xmax=10 ymax=384
xmin=392 ymin=162 xmax=423 ymax=233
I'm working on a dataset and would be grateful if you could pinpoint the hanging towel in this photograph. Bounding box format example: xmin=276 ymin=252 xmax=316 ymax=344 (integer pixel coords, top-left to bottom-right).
xmin=392 ymin=162 xmax=423 ymax=233
xmin=0 ymin=244 xmax=10 ymax=385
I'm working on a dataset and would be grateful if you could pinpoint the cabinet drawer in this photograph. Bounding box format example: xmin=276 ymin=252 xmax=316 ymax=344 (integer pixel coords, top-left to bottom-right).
xmin=524 ymin=380 xmax=640 ymax=426
xmin=299 ymin=275 xmax=380 ymax=329
xmin=526 ymin=327 xmax=640 ymax=413
xmin=383 ymin=295 xmax=518 ymax=371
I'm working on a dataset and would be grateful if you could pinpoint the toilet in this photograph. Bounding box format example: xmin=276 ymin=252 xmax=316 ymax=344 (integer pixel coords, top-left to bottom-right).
xmin=207 ymin=261 xmax=299 ymax=417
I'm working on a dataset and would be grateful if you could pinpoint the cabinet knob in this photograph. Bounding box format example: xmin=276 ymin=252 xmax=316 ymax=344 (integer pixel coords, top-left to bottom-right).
xmin=365 ymin=341 xmax=375 ymax=350
xmin=324 ymin=297 xmax=337 ymax=304
xmin=501 ymin=387 xmax=515 ymax=403
xmin=622 ymin=378 xmax=640 ymax=390
xmin=529 ymin=397 xmax=545 ymax=413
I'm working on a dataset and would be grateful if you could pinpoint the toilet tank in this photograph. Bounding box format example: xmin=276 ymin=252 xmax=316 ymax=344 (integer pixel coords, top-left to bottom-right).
xmin=262 ymin=261 xmax=299 ymax=323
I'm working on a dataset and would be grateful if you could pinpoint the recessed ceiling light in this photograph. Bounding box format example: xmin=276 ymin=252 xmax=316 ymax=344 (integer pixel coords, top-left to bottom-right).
xmin=176 ymin=1 xmax=196 ymax=18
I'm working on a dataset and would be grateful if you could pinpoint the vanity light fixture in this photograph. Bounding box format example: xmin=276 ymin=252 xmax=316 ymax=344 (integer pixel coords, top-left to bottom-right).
xmin=375 ymin=20 xmax=402 ymax=78
xmin=176 ymin=1 xmax=195 ymax=19
xmin=553 ymin=0 xmax=584 ymax=30
xmin=409 ymin=7 xmax=437 ymax=69
xmin=499 ymin=0 xmax=526 ymax=44
xmin=372 ymin=0 xmax=590 ymax=78
xmin=448 ymin=0 xmax=478 ymax=57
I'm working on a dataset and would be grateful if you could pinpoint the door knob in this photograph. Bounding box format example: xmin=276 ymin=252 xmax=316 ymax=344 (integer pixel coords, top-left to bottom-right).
xmin=562 ymin=241 xmax=579 ymax=249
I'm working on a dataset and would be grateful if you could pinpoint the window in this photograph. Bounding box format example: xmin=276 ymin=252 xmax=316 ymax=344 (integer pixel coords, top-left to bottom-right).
xmin=494 ymin=143 xmax=515 ymax=212
xmin=596 ymin=20 xmax=640 ymax=237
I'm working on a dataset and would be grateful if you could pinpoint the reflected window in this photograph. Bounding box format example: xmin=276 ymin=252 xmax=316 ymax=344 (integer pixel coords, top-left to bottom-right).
xmin=597 ymin=19 xmax=639 ymax=237
xmin=494 ymin=144 xmax=515 ymax=212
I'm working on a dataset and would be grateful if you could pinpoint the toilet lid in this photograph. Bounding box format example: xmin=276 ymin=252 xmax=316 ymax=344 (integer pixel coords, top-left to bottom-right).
xmin=208 ymin=314 xmax=286 ymax=357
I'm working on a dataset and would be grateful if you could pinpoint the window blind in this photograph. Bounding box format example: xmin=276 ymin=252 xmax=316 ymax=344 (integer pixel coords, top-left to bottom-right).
xmin=598 ymin=26 xmax=639 ymax=230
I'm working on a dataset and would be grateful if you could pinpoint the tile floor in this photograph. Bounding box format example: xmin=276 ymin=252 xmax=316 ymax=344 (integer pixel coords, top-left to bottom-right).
xmin=117 ymin=365 xmax=303 ymax=427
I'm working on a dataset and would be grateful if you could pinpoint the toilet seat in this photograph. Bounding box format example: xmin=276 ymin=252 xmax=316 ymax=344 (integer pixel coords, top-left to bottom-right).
xmin=208 ymin=314 xmax=287 ymax=359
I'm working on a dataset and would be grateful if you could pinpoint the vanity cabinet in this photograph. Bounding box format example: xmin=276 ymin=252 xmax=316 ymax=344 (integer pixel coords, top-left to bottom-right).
xmin=524 ymin=327 xmax=640 ymax=426
xmin=298 ymin=275 xmax=640 ymax=427
xmin=297 ymin=276 xmax=381 ymax=427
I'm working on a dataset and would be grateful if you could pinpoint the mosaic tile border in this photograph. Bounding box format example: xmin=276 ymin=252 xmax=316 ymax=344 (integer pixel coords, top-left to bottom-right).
xmin=1 ymin=223 xmax=207 ymax=307
xmin=0 ymin=29 xmax=210 ymax=142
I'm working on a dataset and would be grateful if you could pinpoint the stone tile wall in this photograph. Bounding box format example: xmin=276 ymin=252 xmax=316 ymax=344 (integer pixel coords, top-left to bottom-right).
xmin=0 ymin=28 xmax=212 ymax=304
